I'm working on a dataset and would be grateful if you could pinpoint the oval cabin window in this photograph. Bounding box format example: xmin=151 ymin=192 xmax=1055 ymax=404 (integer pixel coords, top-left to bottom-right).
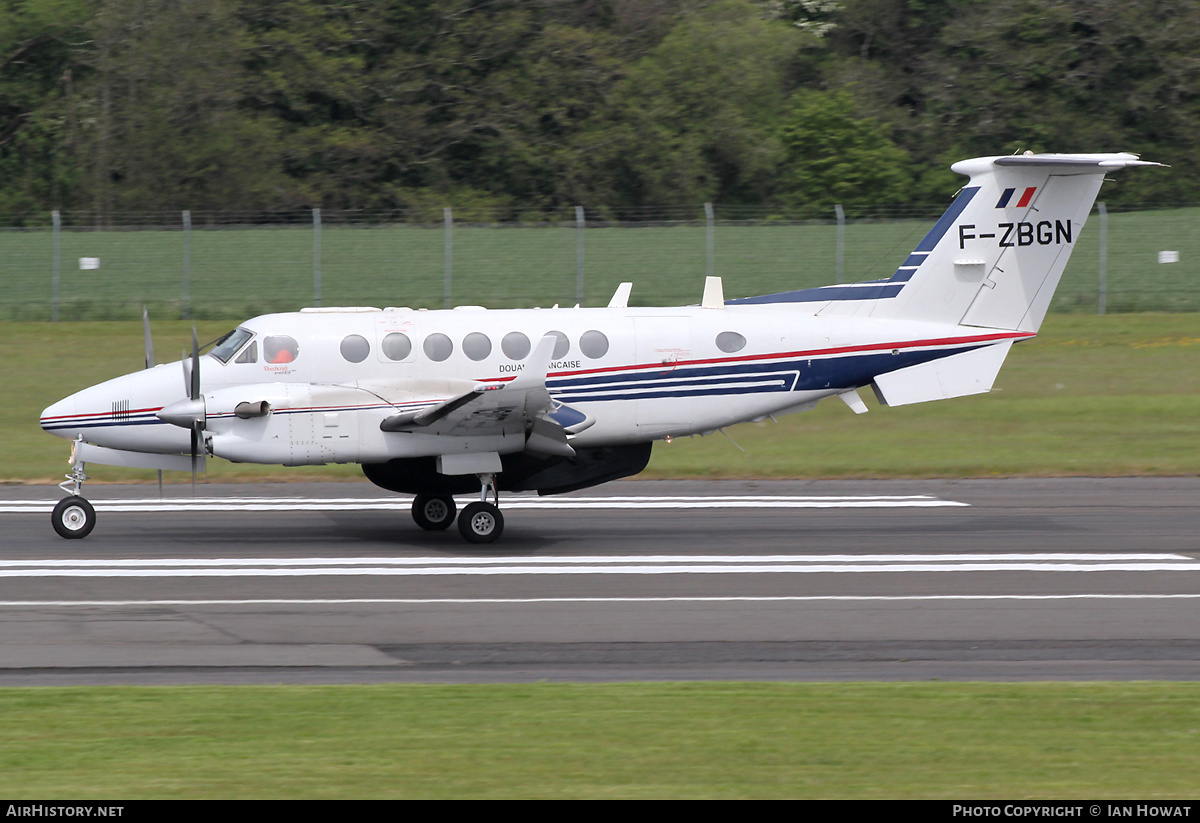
xmin=463 ymin=332 xmax=492 ymax=361
xmin=381 ymin=332 xmax=412 ymax=361
xmin=340 ymin=334 xmax=370 ymax=363
xmin=502 ymin=331 xmax=531 ymax=360
xmin=580 ymin=330 xmax=609 ymax=359
xmin=423 ymin=333 xmax=453 ymax=362
xmin=716 ymin=331 xmax=747 ymax=353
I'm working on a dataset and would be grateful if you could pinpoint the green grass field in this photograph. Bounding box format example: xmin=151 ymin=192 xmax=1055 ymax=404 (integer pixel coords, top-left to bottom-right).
xmin=3 ymin=206 xmax=1199 ymax=320
xmin=5 ymin=313 xmax=1198 ymax=484
xmin=2 ymin=683 xmax=1199 ymax=799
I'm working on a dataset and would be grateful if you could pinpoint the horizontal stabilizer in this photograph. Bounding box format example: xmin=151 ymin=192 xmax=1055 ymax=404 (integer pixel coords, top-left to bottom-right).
xmin=76 ymin=441 xmax=202 ymax=472
xmin=872 ymin=341 xmax=1012 ymax=407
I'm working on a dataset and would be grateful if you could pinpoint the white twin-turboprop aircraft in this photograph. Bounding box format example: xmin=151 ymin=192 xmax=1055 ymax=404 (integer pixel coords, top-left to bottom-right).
xmin=40 ymin=152 xmax=1160 ymax=542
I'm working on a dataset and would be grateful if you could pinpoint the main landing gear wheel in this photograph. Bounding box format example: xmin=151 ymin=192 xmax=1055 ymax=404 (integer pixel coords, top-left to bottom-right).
xmin=412 ymin=494 xmax=456 ymax=531
xmin=458 ymin=501 xmax=504 ymax=544
xmin=52 ymin=496 xmax=96 ymax=540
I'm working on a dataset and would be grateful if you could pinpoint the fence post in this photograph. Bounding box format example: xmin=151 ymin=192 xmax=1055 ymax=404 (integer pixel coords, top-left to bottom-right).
xmin=704 ymin=202 xmax=714 ymax=278
xmin=182 ymin=210 xmax=191 ymax=319
xmin=1097 ymin=202 xmax=1108 ymax=315
xmin=51 ymin=210 xmax=61 ymax=322
xmin=312 ymin=207 xmax=322 ymax=308
xmin=575 ymin=206 xmax=585 ymax=305
xmin=835 ymin=204 xmax=845 ymax=282
xmin=443 ymin=207 xmax=453 ymax=309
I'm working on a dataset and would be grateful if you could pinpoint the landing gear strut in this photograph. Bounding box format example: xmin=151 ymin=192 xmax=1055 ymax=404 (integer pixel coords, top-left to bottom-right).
xmin=53 ymin=440 xmax=96 ymax=539
xmin=457 ymin=473 xmax=503 ymax=544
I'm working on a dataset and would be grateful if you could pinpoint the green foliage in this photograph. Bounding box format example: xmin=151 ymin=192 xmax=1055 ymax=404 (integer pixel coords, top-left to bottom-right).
xmin=584 ymin=1 xmax=805 ymax=209
xmin=0 ymin=0 xmax=91 ymax=212
xmin=776 ymin=90 xmax=912 ymax=213
xmin=0 ymin=0 xmax=1197 ymax=216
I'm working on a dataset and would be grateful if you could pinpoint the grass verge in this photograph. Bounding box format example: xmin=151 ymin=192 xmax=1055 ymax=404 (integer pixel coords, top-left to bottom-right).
xmin=1 ymin=682 xmax=1198 ymax=799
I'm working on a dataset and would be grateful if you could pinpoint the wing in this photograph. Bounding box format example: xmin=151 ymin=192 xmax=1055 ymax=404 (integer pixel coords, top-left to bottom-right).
xmin=375 ymin=333 xmax=578 ymax=457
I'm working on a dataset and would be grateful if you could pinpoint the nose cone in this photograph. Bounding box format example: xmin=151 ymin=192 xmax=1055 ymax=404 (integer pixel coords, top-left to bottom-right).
xmin=39 ymin=366 xmax=193 ymax=455
xmin=41 ymin=394 xmax=81 ymax=440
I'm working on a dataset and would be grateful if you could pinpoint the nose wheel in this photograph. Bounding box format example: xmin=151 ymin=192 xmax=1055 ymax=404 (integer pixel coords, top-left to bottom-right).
xmin=52 ymin=496 xmax=96 ymax=539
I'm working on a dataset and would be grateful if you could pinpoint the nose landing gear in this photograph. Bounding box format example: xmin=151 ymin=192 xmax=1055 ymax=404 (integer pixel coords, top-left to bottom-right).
xmin=53 ymin=441 xmax=96 ymax=539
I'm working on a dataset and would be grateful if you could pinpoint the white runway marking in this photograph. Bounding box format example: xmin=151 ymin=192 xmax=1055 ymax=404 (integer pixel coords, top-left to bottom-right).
xmin=0 ymin=553 xmax=1194 ymax=578
xmin=1 ymin=594 xmax=1199 ymax=608
xmin=0 ymin=494 xmax=968 ymax=513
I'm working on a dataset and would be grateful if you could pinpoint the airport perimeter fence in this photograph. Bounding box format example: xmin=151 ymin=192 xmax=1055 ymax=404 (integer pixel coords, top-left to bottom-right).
xmin=1 ymin=202 xmax=1198 ymax=322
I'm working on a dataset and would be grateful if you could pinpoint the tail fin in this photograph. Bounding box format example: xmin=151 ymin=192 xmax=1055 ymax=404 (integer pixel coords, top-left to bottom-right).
xmin=864 ymin=153 xmax=1160 ymax=332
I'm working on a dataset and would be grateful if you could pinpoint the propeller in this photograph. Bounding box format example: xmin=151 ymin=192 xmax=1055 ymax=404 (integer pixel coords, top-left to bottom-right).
xmin=155 ymin=326 xmax=206 ymax=489
xmin=187 ymin=327 xmax=202 ymax=483
xmin=143 ymin=307 xmax=161 ymax=496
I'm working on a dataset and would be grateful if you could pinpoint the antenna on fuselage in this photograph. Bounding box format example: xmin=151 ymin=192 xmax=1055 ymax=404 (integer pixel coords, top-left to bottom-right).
xmin=608 ymin=282 xmax=633 ymax=309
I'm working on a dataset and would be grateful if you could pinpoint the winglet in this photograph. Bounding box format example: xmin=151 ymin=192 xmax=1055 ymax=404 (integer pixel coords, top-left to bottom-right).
xmin=507 ymin=333 xmax=557 ymax=391
xmin=701 ymin=276 xmax=724 ymax=309
xmin=608 ymin=282 xmax=633 ymax=308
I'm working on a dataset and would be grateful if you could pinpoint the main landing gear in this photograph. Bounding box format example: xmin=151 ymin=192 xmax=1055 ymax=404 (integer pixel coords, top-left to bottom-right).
xmin=412 ymin=493 xmax=456 ymax=531
xmin=411 ymin=473 xmax=504 ymax=544
xmin=52 ymin=447 xmax=97 ymax=539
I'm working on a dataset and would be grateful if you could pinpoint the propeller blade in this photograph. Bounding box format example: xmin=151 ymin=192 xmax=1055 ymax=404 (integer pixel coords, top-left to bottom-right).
xmin=190 ymin=425 xmax=199 ymax=495
xmin=190 ymin=326 xmax=200 ymax=401
xmin=142 ymin=306 xmax=155 ymax=369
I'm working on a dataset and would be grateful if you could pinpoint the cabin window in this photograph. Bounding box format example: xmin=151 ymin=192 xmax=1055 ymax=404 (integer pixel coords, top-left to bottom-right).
xmin=502 ymin=331 xmax=530 ymax=360
xmin=382 ymin=332 xmax=412 ymax=361
xmin=463 ymin=332 xmax=492 ymax=361
xmin=234 ymin=341 xmax=258 ymax=364
xmin=423 ymin=333 xmax=453 ymax=362
xmin=264 ymin=335 xmax=300 ymax=364
xmin=549 ymin=330 xmax=570 ymax=359
xmin=716 ymin=331 xmax=746 ymax=353
xmin=340 ymin=334 xmax=370 ymax=363
xmin=209 ymin=327 xmax=254 ymax=364
xmin=580 ymin=330 xmax=609 ymax=359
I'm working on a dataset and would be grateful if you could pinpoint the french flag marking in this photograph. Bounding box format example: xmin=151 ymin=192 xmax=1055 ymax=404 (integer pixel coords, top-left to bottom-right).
xmin=996 ymin=187 xmax=1038 ymax=208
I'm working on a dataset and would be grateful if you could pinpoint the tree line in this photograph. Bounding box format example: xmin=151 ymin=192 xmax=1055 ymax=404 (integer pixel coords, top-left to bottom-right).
xmin=1 ymin=0 xmax=1195 ymax=220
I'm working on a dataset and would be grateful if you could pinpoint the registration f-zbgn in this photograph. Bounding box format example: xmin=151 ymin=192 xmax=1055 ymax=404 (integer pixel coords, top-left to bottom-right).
xmin=41 ymin=152 xmax=1160 ymax=542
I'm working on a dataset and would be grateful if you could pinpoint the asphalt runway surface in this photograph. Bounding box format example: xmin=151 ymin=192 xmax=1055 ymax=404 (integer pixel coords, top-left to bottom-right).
xmin=1 ymin=477 xmax=1198 ymax=684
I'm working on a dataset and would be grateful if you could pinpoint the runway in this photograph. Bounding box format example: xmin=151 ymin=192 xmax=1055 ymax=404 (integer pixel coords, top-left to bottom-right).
xmin=1 ymin=478 xmax=1198 ymax=684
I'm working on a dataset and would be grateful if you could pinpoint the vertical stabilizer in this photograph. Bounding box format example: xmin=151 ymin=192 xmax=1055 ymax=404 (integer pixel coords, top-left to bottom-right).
xmin=867 ymin=153 xmax=1160 ymax=332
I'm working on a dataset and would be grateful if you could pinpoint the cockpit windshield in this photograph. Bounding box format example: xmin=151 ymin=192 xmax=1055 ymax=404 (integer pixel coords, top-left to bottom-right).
xmin=208 ymin=327 xmax=255 ymax=364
